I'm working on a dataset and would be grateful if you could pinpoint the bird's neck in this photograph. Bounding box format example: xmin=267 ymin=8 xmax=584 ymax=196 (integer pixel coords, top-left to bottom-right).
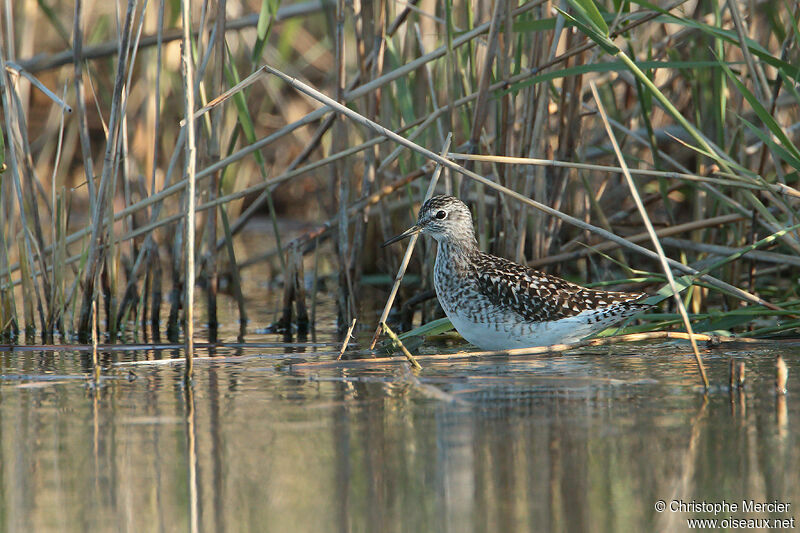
xmin=436 ymin=237 xmax=479 ymax=275
xmin=437 ymin=227 xmax=479 ymax=254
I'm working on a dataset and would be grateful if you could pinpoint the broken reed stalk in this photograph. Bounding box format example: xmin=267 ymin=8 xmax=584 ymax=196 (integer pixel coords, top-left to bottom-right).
xmin=590 ymin=82 xmax=708 ymax=389
xmin=337 ymin=318 xmax=357 ymax=360
xmin=729 ymin=357 xmax=736 ymax=390
xmin=91 ymin=299 xmax=99 ymax=385
xmin=381 ymin=322 xmax=422 ymax=371
xmin=776 ymin=356 xmax=788 ymax=394
xmin=293 ymin=245 xmax=309 ymax=333
xmin=278 ymin=242 xmax=310 ymax=334
xmin=181 ymin=0 xmax=197 ymax=379
xmin=370 ymin=133 xmax=452 ymax=349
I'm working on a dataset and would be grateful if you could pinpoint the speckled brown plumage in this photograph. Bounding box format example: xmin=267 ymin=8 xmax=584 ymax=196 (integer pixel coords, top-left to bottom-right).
xmin=474 ymin=253 xmax=647 ymax=323
xmin=385 ymin=195 xmax=650 ymax=350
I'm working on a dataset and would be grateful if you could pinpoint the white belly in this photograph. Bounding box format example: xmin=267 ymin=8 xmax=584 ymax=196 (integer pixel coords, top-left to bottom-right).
xmin=445 ymin=308 xmax=615 ymax=351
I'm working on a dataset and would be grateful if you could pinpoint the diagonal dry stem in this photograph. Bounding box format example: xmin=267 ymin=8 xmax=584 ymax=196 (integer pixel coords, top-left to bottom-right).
xmin=369 ymin=133 xmax=452 ymax=350
xmin=590 ymin=81 xmax=708 ymax=390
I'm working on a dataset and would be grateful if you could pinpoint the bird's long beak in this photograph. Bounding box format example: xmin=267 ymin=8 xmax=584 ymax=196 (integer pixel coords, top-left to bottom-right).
xmin=381 ymin=225 xmax=422 ymax=247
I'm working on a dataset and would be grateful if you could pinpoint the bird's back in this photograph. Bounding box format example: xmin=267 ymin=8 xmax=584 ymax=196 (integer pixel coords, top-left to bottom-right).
xmin=473 ymin=251 xmax=648 ymax=323
xmin=433 ymin=248 xmax=649 ymax=349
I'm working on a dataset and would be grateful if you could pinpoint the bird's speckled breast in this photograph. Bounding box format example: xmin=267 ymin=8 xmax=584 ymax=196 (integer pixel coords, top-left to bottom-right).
xmin=433 ymin=243 xmax=521 ymax=332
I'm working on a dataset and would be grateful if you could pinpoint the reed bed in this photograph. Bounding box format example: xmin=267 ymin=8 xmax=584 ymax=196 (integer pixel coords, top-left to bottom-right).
xmin=0 ymin=0 xmax=798 ymax=348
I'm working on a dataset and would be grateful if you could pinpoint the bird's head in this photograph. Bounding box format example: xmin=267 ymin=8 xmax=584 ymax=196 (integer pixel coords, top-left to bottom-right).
xmin=382 ymin=195 xmax=476 ymax=248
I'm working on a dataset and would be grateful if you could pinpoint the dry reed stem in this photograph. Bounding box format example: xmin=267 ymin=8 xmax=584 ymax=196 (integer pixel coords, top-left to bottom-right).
xmin=776 ymin=356 xmax=788 ymax=395
xmin=47 ymin=87 xmax=68 ymax=333
xmin=729 ymin=357 xmax=736 ymax=390
xmin=76 ymin=0 xmax=136 ymax=339
xmin=467 ymin=0 xmax=503 ymax=161
xmin=91 ymin=299 xmax=99 ymax=385
xmin=337 ymin=318 xmax=357 ymax=361
xmin=520 ymin=3 xmax=567 ymax=261
xmin=737 ymin=361 xmax=746 ymax=388
xmin=590 ymin=81 xmax=708 ymax=389
xmin=181 ymin=0 xmax=197 ymax=378
xmin=369 ymin=134 xmax=452 ymax=349
xmin=204 ymin=0 xmax=227 ymax=339
xmin=4 ymin=63 xmax=72 ymax=113
xmin=72 ymin=0 xmax=96 ymax=220
xmin=413 ymin=22 xmax=446 ymax=144
xmin=381 ymin=322 xmax=422 ymax=371
xmin=185 ymin=63 xmax=265 ymax=125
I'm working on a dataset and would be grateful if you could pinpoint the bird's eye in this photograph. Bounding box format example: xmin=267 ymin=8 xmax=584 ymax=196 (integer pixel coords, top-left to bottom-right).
xmin=435 ymin=210 xmax=447 ymax=220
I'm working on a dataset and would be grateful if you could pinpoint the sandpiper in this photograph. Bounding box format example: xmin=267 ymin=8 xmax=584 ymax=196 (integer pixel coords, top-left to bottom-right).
xmin=383 ymin=195 xmax=649 ymax=350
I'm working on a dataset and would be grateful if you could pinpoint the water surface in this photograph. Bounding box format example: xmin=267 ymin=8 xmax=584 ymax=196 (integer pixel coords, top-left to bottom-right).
xmin=1 ymin=334 xmax=797 ymax=532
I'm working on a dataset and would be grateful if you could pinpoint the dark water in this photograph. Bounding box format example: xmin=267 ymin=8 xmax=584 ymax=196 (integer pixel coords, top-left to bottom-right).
xmin=1 ymin=228 xmax=798 ymax=532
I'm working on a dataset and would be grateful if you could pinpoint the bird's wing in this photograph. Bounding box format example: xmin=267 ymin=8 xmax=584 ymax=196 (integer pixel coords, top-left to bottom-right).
xmin=473 ymin=253 xmax=647 ymax=323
